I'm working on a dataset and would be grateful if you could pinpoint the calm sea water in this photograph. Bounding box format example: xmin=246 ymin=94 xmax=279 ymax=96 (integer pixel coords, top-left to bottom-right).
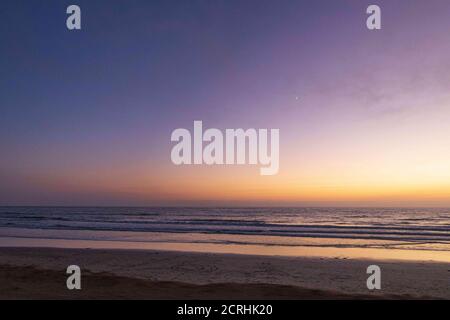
xmin=0 ymin=207 xmax=449 ymax=243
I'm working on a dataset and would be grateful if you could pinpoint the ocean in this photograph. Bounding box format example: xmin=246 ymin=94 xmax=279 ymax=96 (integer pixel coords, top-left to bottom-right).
xmin=0 ymin=206 xmax=449 ymax=245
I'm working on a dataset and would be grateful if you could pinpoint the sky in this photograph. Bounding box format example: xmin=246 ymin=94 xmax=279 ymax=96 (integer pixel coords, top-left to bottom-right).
xmin=1 ymin=0 xmax=450 ymax=206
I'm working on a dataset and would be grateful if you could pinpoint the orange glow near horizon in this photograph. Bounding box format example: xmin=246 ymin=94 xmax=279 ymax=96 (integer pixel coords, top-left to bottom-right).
xmin=22 ymin=154 xmax=450 ymax=206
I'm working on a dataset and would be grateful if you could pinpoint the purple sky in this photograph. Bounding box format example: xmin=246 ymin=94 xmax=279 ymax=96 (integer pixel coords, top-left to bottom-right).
xmin=1 ymin=0 xmax=450 ymax=206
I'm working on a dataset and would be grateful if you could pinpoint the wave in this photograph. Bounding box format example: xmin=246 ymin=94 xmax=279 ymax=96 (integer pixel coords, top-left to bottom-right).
xmin=0 ymin=207 xmax=449 ymax=243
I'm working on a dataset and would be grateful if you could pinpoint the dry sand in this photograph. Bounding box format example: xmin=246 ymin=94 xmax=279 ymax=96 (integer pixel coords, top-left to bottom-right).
xmin=0 ymin=247 xmax=448 ymax=299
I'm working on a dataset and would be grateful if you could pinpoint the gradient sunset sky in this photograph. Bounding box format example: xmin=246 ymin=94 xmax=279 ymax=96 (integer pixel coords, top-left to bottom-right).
xmin=1 ymin=0 xmax=450 ymax=206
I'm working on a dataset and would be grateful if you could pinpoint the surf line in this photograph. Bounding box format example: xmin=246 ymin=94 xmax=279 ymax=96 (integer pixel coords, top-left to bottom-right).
xmin=170 ymin=121 xmax=279 ymax=175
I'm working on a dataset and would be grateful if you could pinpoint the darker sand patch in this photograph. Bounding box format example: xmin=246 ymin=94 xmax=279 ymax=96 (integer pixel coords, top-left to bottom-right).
xmin=0 ymin=264 xmax=429 ymax=300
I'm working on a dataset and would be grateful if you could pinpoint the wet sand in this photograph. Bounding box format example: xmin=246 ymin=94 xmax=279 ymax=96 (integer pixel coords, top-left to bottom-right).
xmin=0 ymin=247 xmax=448 ymax=299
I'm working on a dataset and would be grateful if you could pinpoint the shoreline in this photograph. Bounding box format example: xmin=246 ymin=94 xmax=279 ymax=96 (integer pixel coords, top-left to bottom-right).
xmin=1 ymin=228 xmax=450 ymax=263
xmin=0 ymin=247 xmax=448 ymax=299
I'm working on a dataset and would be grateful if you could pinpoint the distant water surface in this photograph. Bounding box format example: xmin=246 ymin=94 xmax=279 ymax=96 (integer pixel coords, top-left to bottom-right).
xmin=0 ymin=206 xmax=449 ymax=242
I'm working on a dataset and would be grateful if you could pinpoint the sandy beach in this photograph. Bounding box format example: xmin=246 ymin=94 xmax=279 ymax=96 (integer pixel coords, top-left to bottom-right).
xmin=0 ymin=247 xmax=448 ymax=299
